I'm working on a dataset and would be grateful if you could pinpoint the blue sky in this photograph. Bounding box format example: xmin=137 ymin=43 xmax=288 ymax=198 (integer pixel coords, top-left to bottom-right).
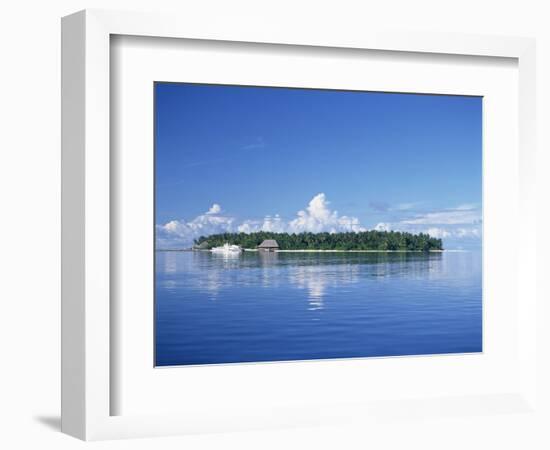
xmin=155 ymin=83 xmax=482 ymax=249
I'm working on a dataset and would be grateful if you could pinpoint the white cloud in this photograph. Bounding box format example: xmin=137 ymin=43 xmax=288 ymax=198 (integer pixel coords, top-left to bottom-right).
xmin=288 ymin=193 xmax=365 ymax=233
xmin=394 ymin=202 xmax=419 ymax=211
xmin=375 ymin=216 xmax=481 ymax=245
xmin=374 ymin=222 xmax=391 ymax=232
xmin=424 ymin=227 xmax=451 ymax=239
xmin=206 ymin=203 xmax=221 ymax=215
xmin=156 ymin=195 xmax=482 ymax=249
xmin=399 ymin=204 xmax=481 ymax=227
xmin=236 ymin=220 xmax=257 ymax=234
xmin=157 ymin=193 xmax=365 ymax=248
xmin=236 ymin=194 xmax=365 ymax=235
xmin=377 ymin=222 xmax=468 ymax=241
xmin=371 ymin=204 xmax=482 ymax=244
xmin=454 ymin=203 xmax=478 ymax=211
xmin=401 ymin=209 xmax=479 ymax=225
xmin=156 ymin=205 xmax=235 ymax=248
xmin=455 ymin=227 xmax=481 ymax=238
xmin=237 ymin=214 xmax=286 ymax=233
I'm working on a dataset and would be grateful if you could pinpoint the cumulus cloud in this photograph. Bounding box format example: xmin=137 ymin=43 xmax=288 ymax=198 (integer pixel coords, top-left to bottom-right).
xmin=374 ymin=222 xmax=391 ymax=232
xmin=424 ymin=227 xmax=451 ymax=239
xmin=156 ymin=205 xmax=236 ymax=248
xmin=237 ymin=214 xmax=286 ymax=233
xmin=157 ymin=193 xmax=365 ymax=248
xmin=287 ymin=193 xmax=365 ymax=234
xmin=206 ymin=203 xmax=221 ymax=215
xmin=156 ymin=195 xmax=482 ymax=249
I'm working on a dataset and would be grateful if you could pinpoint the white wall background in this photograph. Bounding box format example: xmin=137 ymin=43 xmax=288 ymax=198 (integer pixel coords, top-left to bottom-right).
xmin=0 ymin=1 xmax=548 ymax=449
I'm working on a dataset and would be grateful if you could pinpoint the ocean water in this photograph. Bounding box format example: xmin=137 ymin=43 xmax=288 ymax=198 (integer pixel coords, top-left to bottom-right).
xmin=155 ymin=251 xmax=482 ymax=366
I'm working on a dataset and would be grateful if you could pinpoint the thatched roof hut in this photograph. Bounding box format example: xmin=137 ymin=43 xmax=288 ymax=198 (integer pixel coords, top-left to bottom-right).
xmin=257 ymin=239 xmax=279 ymax=251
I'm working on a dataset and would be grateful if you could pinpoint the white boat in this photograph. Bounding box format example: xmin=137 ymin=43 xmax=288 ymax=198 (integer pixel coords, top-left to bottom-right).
xmin=210 ymin=243 xmax=242 ymax=254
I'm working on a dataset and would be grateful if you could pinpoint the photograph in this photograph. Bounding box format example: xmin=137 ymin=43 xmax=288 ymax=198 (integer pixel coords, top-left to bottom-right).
xmin=154 ymin=82 xmax=483 ymax=367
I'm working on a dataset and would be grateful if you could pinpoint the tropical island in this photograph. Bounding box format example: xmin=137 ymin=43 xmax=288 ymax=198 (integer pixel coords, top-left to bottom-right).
xmin=194 ymin=231 xmax=443 ymax=252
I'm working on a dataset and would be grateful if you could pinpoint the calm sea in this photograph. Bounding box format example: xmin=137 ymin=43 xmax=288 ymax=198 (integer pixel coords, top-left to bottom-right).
xmin=155 ymin=251 xmax=482 ymax=366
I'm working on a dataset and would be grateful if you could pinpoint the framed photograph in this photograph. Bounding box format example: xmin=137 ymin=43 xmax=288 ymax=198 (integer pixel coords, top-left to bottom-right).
xmin=153 ymin=82 xmax=482 ymax=367
xmin=62 ymin=9 xmax=538 ymax=440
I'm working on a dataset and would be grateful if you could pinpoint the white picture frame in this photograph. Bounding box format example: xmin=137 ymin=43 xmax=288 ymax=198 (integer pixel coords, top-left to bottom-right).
xmin=61 ymin=9 xmax=537 ymax=441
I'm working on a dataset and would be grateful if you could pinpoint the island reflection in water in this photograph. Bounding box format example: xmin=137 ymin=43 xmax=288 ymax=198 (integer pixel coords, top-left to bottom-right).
xmin=155 ymin=251 xmax=482 ymax=366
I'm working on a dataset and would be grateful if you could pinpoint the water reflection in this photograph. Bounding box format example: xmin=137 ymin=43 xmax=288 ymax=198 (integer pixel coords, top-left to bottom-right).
xmin=288 ymin=263 xmax=361 ymax=307
xmin=257 ymin=251 xmax=279 ymax=266
xmin=161 ymin=251 xmax=178 ymax=273
xmin=155 ymin=251 xmax=460 ymax=303
xmin=155 ymin=250 xmax=482 ymax=366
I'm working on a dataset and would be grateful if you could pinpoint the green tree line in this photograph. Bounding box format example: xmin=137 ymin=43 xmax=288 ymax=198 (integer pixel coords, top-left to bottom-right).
xmin=194 ymin=231 xmax=443 ymax=251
